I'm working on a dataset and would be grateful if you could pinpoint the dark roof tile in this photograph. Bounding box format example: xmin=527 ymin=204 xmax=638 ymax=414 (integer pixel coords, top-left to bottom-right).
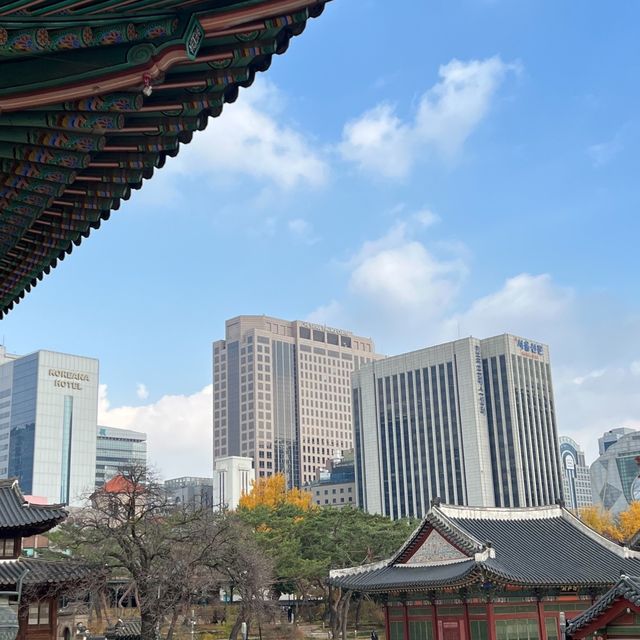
xmin=0 ymin=479 xmax=67 ymax=536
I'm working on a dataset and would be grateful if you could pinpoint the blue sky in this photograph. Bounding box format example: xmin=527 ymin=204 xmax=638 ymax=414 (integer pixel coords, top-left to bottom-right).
xmin=2 ymin=0 xmax=639 ymax=476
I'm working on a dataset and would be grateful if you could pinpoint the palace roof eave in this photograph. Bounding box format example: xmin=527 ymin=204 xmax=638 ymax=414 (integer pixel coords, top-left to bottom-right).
xmin=0 ymin=0 xmax=330 ymax=317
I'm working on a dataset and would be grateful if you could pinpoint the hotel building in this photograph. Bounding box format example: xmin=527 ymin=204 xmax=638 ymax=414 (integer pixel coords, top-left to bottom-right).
xmin=0 ymin=346 xmax=98 ymax=505
xmin=212 ymin=315 xmax=380 ymax=488
xmin=353 ymin=334 xmax=563 ymax=519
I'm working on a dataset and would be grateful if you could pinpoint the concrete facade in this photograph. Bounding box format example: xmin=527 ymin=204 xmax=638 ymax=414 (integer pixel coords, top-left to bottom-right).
xmin=212 ymin=455 xmax=254 ymax=510
xmin=353 ymin=334 xmax=563 ymax=519
xmin=213 ymin=316 xmax=381 ymax=488
xmin=165 ymin=476 xmax=214 ymax=509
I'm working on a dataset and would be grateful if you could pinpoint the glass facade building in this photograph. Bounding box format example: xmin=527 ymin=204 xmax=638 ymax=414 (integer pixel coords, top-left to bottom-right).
xmin=353 ymin=334 xmax=563 ymax=519
xmin=0 ymin=347 xmax=98 ymax=505
xmin=591 ymin=431 xmax=640 ymax=514
xmin=213 ymin=316 xmax=381 ymax=488
xmin=95 ymin=425 xmax=147 ymax=487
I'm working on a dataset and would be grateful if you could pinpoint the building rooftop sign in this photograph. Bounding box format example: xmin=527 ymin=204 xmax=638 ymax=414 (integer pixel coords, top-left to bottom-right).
xmin=0 ymin=0 xmax=330 ymax=318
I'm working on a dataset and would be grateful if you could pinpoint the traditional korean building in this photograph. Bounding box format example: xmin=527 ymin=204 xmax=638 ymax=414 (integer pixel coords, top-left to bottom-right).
xmin=566 ymin=574 xmax=640 ymax=639
xmin=329 ymin=501 xmax=640 ymax=640
xmin=0 ymin=0 xmax=330 ymax=318
xmin=0 ymin=479 xmax=91 ymax=640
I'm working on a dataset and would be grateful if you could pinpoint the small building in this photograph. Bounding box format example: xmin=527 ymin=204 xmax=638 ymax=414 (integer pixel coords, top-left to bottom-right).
xmin=330 ymin=502 xmax=640 ymax=640
xmin=213 ymin=457 xmax=254 ymax=511
xmin=165 ymin=477 xmax=214 ymax=510
xmin=566 ymin=574 xmax=640 ymax=638
xmin=0 ymin=479 xmax=92 ymax=640
xmin=305 ymin=451 xmax=355 ymax=508
xmin=95 ymin=426 xmax=147 ymax=488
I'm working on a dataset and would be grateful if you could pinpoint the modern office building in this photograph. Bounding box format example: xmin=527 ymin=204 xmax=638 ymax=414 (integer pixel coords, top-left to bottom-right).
xmin=306 ymin=449 xmax=356 ymax=508
xmin=599 ymin=427 xmax=637 ymax=455
xmin=95 ymin=425 xmax=147 ymax=487
xmin=212 ymin=316 xmax=380 ymax=488
xmin=559 ymin=435 xmax=593 ymax=510
xmin=165 ymin=476 xmax=214 ymax=510
xmin=213 ymin=456 xmax=254 ymax=510
xmin=353 ymin=334 xmax=563 ymax=519
xmin=0 ymin=346 xmax=99 ymax=505
xmin=591 ymin=431 xmax=640 ymax=514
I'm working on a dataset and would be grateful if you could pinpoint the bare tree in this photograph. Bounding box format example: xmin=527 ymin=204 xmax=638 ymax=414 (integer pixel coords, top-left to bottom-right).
xmin=54 ymin=465 xmax=266 ymax=640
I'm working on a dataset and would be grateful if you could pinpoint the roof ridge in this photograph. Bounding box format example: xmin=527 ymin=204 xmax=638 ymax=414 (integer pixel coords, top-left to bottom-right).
xmin=437 ymin=503 xmax=563 ymax=520
xmin=561 ymin=507 xmax=640 ymax=559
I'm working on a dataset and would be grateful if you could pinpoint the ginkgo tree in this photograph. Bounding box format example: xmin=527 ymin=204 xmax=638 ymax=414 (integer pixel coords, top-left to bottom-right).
xmin=238 ymin=472 xmax=314 ymax=511
xmin=579 ymin=502 xmax=640 ymax=543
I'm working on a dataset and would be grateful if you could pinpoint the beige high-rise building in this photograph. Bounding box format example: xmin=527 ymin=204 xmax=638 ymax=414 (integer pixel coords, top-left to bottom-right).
xmin=212 ymin=316 xmax=381 ymax=488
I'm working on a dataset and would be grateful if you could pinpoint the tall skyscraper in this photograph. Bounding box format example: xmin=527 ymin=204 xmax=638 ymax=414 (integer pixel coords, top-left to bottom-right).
xmin=598 ymin=427 xmax=637 ymax=455
xmin=0 ymin=346 xmax=98 ymax=505
xmin=212 ymin=316 xmax=380 ymax=487
xmin=353 ymin=334 xmax=563 ymax=519
xmin=95 ymin=425 xmax=147 ymax=487
xmin=559 ymin=436 xmax=593 ymax=510
xmin=591 ymin=431 xmax=640 ymax=514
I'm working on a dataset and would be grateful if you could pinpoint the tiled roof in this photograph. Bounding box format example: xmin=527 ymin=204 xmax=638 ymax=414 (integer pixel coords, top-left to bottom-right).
xmin=330 ymin=504 xmax=640 ymax=593
xmin=0 ymin=479 xmax=67 ymax=536
xmin=328 ymin=560 xmax=478 ymax=593
xmin=0 ymin=557 xmax=92 ymax=587
xmin=105 ymin=620 xmax=141 ymax=640
xmin=566 ymin=575 xmax=640 ymax=637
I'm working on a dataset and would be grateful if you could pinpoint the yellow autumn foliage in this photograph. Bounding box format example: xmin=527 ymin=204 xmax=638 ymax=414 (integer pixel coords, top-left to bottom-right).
xmin=238 ymin=473 xmax=314 ymax=511
xmin=618 ymin=501 xmax=640 ymax=542
xmin=578 ymin=501 xmax=640 ymax=544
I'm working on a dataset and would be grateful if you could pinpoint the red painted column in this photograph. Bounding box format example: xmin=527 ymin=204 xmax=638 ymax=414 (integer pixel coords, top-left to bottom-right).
xmin=432 ymin=601 xmax=440 ymax=640
xmin=403 ymin=602 xmax=410 ymax=640
xmin=463 ymin=600 xmax=472 ymax=640
xmin=536 ymin=600 xmax=546 ymax=640
xmin=487 ymin=601 xmax=497 ymax=640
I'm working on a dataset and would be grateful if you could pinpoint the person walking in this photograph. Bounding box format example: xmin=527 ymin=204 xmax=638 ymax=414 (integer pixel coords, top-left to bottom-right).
xmin=370 ymin=630 xmax=378 ymax=640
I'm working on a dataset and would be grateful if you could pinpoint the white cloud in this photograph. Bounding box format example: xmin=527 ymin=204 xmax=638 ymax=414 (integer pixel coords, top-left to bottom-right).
xmin=288 ymin=218 xmax=319 ymax=244
xmin=348 ymin=223 xmax=465 ymax=311
xmin=339 ymin=56 xmax=519 ymax=178
xmin=440 ymin=273 xmax=574 ymax=342
xmin=135 ymin=80 xmax=328 ymax=204
xmin=588 ymin=135 xmax=623 ymax=167
xmin=173 ymin=80 xmax=328 ymax=190
xmin=136 ymin=383 xmax=149 ymax=401
xmin=339 ymin=104 xmax=413 ymax=179
xmin=98 ymin=384 xmax=213 ymax=479
xmin=309 ymin=224 xmax=640 ymax=465
xmin=413 ymin=209 xmax=440 ymax=228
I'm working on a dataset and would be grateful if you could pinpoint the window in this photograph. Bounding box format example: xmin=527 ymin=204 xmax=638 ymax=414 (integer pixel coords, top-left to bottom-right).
xmin=408 ymin=620 xmax=433 ymax=640
xmin=545 ymin=618 xmax=558 ymax=640
xmin=389 ymin=622 xmax=404 ymax=640
xmin=0 ymin=538 xmax=14 ymax=558
xmin=496 ymin=619 xmax=539 ymax=640
xmin=299 ymin=327 xmax=311 ymax=339
xmin=28 ymin=601 xmax=49 ymax=626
